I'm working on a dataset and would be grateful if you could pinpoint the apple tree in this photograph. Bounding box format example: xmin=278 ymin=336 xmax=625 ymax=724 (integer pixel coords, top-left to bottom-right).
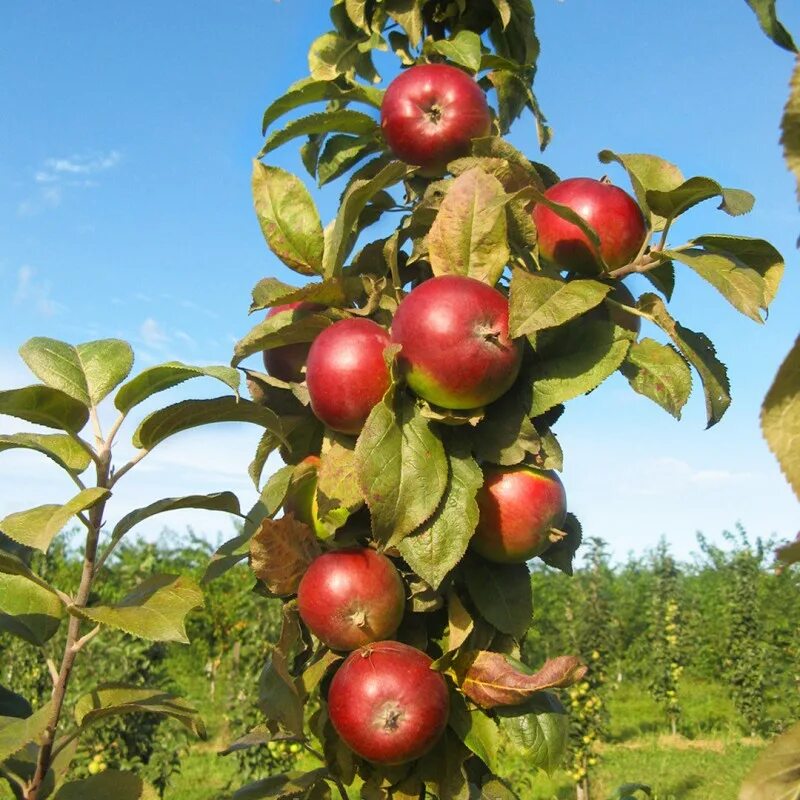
xmin=219 ymin=1 xmax=787 ymax=798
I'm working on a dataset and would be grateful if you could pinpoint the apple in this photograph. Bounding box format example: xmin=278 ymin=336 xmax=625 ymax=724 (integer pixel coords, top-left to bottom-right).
xmin=306 ymin=318 xmax=391 ymax=435
xmin=391 ymin=275 xmax=522 ymax=410
xmin=381 ymin=63 xmax=492 ymax=173
xmin=532 ymin=178 xmax=648 ymax=274
xmin=297 ymin=548 xmax=405 ymax=651
xmin=262 ymin=302 xmax=322 ymax=382
xmin=470 ymin=465 xmax=567 ymax=563
xmin=327 ymin=641 xmax=449 ymax=764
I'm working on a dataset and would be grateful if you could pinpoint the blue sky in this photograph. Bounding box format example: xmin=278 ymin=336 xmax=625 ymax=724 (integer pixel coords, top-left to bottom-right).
xmin=0 ymin=1 xmax=797 ymax=564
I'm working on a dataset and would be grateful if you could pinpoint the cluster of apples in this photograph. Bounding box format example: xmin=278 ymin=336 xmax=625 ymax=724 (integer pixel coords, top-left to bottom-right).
xmin=258 ymin=61 xmax=649 ymax=766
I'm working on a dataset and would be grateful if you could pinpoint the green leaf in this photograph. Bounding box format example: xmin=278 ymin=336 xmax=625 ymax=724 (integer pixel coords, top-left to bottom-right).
xmin=464 ymin=558 xmax=532 ymax=639
xmin=261 ymin=79 xmax=382 ymax=134
xmin=1 ymin=487 xmax=110 ymax=552
xmin=114 ymin=362 xmax=240 ymax=414
xmin=448 ymin=691 xmax=501 ymax=774
xmin=509 ymin=272 xmax=611 ymax=337
xmin=54 ymin=771 xmax=159 ymax=800
xmin=777 ymin=534 xmax=800 ymax=567
xmin=0 ymin=571 xmax=64 ymax=645
xmin=428 ymin=31 xmax=483 ymax=73
xmin=0 ymin=685 xmax=31 ymax=719
xmin=323 ymin=160 xmax=410 ymax=278
xmin=132 ymin=396 xmax=284 ymax=450
xmin=428 ymin=167 xmax=509 ymax=287
xmin=620 ymin=338 xmax=692 ymax=419
xmin=398 ymin=442 xmax=482 ymax=589
xmin=0 ymin=385 xmax=89 ymax=433
xmin=638 ymin=294 xmax=730 ymax=428
xmin=252 ymin=162 xmax=325 ymax=276
xmin=782 ymin=56 xmax=800 ymax=237
xmin=739 ymin=719 xmax=800 ymax=800
xmin=538 ymin=512 xmax=582 ymax=576
xmin=744 ymin=0 xmax=798 ymax=53
xmin=386 ymin=0 xmax=424 ymax=47
xmin=256 ymin=653 xmax=305 ymax=737
xmin=0 ymin=548 xmax=58 ymax=593
xmin=201 ymin=531 xmax=250 ymax=585
xmin=316 ymin=435 xmax=365 ymax=531
xmin=0 ymin=702 xmax=53 ymax=763
xmin=598 ymin=150 xmax=684 ymax=231
xmin=19 ymin=338 xmax=134 ymax=407
xmin=665 ymin=247 xmax=766 ymax=322
xmin=356 ymin=388 xmax=448 ymax=547
xmin=646 ymin=176 xmax=754 ymax=227
xmin=260 ymin=110 xmax=379 ymax=157
xmin=496 ymin=693 xmax=569 ymax=776
xmin=232 ymin=769 xmax=329 ymax=800
xmin=529 ymin=319 xmax=632 ymax=416
xmin=249 ymin=276 xmax=361 ymax=313
xmin=74 ymin=574 xmax=203 ymax=644
xmin=74 ymin=684 xmax=206 ymax=737
xmin=309 ymin=30 xmax=379 ymax=83
xmin=761 ymin=334 xmax=800 ymax=501
xmin=317 ymin=133 xmax=381 ymax=186
xmin=0 ymin=433 xmax=91 ymax=474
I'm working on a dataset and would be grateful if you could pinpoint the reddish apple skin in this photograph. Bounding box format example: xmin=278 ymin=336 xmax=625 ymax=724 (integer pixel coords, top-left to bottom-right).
xmin=306 ymin=318 xmax=391 ymax=435
xmin=391 ymin=275 xmax=522 ymax=410
xmin=533 ymin=178 xmax=648 ymax=274
xmin=381 ymin=64 xmax=492 ymax=173
xmin=262 ymin=302 xmax=321 ymax=382
xmin=327 ymin=641 xmax=449 ymax=764
xmin=297 ymin=548 xmax=405 ymax=651
xmin=470 ymin=466 xmax=567 ymax=563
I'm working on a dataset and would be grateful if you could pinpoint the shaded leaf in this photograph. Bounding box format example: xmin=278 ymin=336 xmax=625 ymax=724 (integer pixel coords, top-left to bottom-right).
xmin=464 ymin=559 xmax=532 ymax=639
xmin=317 ymin=133 xmax=382 ymax=186
xmin=54 ymin=771 xmax=159 ymax=800
xmin=260 ymin=110 xmax=379 ymax=157
xmin=232 ymin=769 xmax=329 ymax=800
xmin=0 ymin=487 xmax=109 ymax=552
xmin=620 ymin=338 xmax=692 ymax=419
xmin=115 ymin=362 xmax=240 ymax=414
xmin=538 ymin=512 xmax=582 ymax=576
xmin=257 ymin=655 xmax=306 ymax=738
xmin=0 ymin=571 xmax=63 ymax=645
xmin=0 ymin=385 xmax=89 ymax=433
xmin=74 ymin=684 xmax=206 ymax=737
xmin=249 ymin=514 xmax=321 ymax=597
xmin=386 ymin=0 xmax=424 ymax=47
xmin=0 ymin=702 xmax=53 ymax=763
xmin=201 ymin=531 xmax=250 ymax=585
xmin=0 ymin=685 xmax=31 ymax=719
xmin=75 ymin=574 xmax=203 ymax=644
xmin=428 ymin=167 xmax=509 ymax=287
xmin=646 ymin=176 xmax=754 ymax=225
xmin=249 ymin=276 xmax=361 ymax=314
xmin=744 ymin=0 xmax=798 ymax=53
xmin=0 ymin=433 xmax=91 ymax=474
xmin=777 ymin=533 xmax=800 ymax=567
xmin=782 ymin=56 xmax=800 ymax=236
xmin=761 ymin=334 xmax=800 ymax=501
xmin=252 ymin=162 xmax=325 ymax=275
xmin=448 ymin=689 xmax=501 ymax=774
xmin=739 ymin=719 xmax=800 ymax=800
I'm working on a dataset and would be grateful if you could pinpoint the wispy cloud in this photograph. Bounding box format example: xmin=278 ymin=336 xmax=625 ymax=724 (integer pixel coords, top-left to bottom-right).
xmin=140 ymin=317 xmax=170 ymax=349
xmin=13 ymin=265 xmax=62 ymax=316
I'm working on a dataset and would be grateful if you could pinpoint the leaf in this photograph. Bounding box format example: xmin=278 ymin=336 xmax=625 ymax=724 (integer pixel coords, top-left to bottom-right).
xmin=316 ymin=435 xmax=365 ymax=527
xmin=598 ymin=150 xmax=684 ymax=231
xmin=317 ymin=133 xmax=382 ymax=186
xmin=743 ymin=0 xmax=798 ymax=53
xmin=233 ymin=769 xmax=329 ymax=800
xmin=249 ymin=515 xmax=321 ymax=597
xmin=0 ymin=685 xmax=31 ymax=719
xmin=538 ymin=512 xmax=582 ymax=576
xmin=638 ymin=294 xmax=730 ymax=428
xmin=620 ymin=338 xmax=692 ymax=419
xmin=107 ymin=492 xmax=241 ymax=557
xmin=782 ymin=56 xmax=800 ymax=234
xmin=252 ymin=162 xmax=325 ymax=276
xmin=739 ymin=719 xmax=800 ymax=800
xmin=529 ymin=319 xmax=631 ymax=416
xmin=761 ymin=334 xmax=800 ymax=501
xmin=260 ymin=110 xmax=379 ymax=157
xmin=777 ymin=534 xmax=800 ymax=567
xmin=309 ymin=30 xmax=378 ymax=83
xmin=249 ymin=276 xmax=361 ymax=313
xmin=428 ymin=31 xmax=483 ymax=73
xmin=457 ymin=651 xmax=586 ymax=709
xmin=398 ymin=442 xmax=482 ymax=589
xmin=323 ymin=160 xmax=410 ymax=278
xmin=427 ymin=167 xmax=510 ymax=287
xmin=201 ymin=531 xmax=250 ymax=584
xmin=0 ymin=433 xmax=91 ymax=474
xmin=646 ymin=176 xmax=754 ymax=226
xmin=665 ymin=247 xmax=766 ymax=322
xmin=0 ymin=487 xmax=110 ymax=552
xmin=74 ymin=574 xmax=203 ymax=644
xmin=298 ymin=649 xmax=343 ymax=696
xmin=0 ymin=572 xmax=64 ymax=645
xmin=19 ymin=338 xmax=133 ymax=407
xmin=0 ymin=385 xmax=89 ymax=432
xmin=114 ymin=362 xmax=240 ymax=414
xmin=464 ymin=559 xmax=532 ymax=639
xmin=132 ymin=396 xmax=284 ymax=449
xmin=472 ymin=381 xmax=540 ymax=467
xmin=257 ymin=655 xmax=306 ymax=738
xmin=448 ymin=691 xmax=501 ymax=774
xmin=386 ymin=0 xmax=424 ymax=47
xmin=509 ymin=272 xmax=611 ymax=337
xmin=495 ymin=693 xmax=569 ymax=776
xmin=261 ymin=79 xmax=382 ymax=134
xmin=0 ymin=702 xmax=53 ymax=763
xmin=74 ymin=684 xmax=205 ymax=737
xmin=53 ymin=771 xmax=159 ymax=800
xmin=355 ymin=388 xmax=448 ymax=547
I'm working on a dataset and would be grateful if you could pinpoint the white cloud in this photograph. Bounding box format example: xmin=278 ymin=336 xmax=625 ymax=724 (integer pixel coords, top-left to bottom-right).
xmin=140 ymin=318 xmax=170 ymax=349
xmin=13 ymin=265 xmax=61 ymax=316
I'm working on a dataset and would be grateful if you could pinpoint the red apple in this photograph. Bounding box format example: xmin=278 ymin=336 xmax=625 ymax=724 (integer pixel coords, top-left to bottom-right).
xmin=391 ymin=275 xmax=522 ymax=410
xmin=381 ymin=64 xmax=492 ymax=173
xmin=470 ymin=465 xmax=567 ymax=563
xmin=297 ymin=548 xmax=405 ymax=651
xmin=306 ymin=318 xmax=391 ymax=435
xmin=262 ymin=302 xmax=321 ymax=382
xmin=533 ymin=178 xmax=648 ymax=274
xmin=327 ymin=641 xmax=449 ymax=764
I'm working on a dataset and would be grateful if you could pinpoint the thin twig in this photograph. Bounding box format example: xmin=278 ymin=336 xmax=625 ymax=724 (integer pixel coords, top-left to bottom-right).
xmin=70 ymin=624 xmax=101 ymax=654
xmin=109 ymin=448 xmax=148 ymax=488
xmin=45 ymin=658 xmax=59 ymax=687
